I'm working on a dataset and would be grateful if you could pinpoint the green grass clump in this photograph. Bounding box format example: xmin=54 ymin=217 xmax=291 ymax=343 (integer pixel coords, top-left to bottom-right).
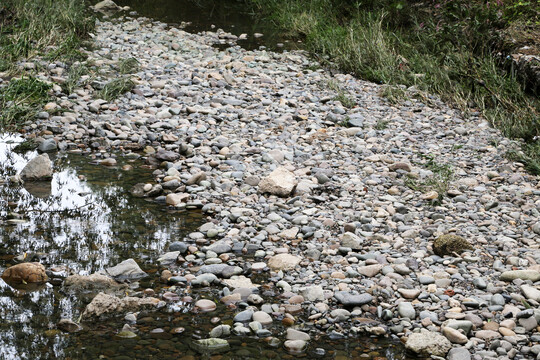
xmin=117 ymin=57 xmax=140 ymax=74
xmin=250 ymin=0 xmax=540 ymax=174
xmin=12 ymin=138 xmax=37 ymax=153
xmin=0 ymin=76 xmax=51 ymax=130
xmin=0 ymin=0 xmax=94 ymax=132
xmin=98 ymin=77 xmax=135 ymax=102
xmin=62 ymin=64 xmax=92 ymax=94
xmin=406 ymin=155 xmax=454 ymax=203
xmin=0 ymin=0 xmax=94 ymax=66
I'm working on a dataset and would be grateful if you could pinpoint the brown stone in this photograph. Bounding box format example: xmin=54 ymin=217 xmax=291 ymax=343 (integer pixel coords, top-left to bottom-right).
xmin=2 ymin=262 xmax=48 ymax=284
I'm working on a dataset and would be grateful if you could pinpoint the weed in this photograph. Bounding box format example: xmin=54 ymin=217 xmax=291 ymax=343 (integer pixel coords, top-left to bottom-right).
xmin=62 ymin=64 xmax=91 ymax=94
xmin=324 ymin=79 xmax=355 ymax=108
xmin=405 ymin=155 xmax=454 ymax=203
xmin=0 ymin=76 xmax=52 ymax=130
xmin=507 ymin=142 xmax=540 ymax=174
xmin=381 ymin=85 xmax=407 ymax=104
xmin=98 ymin=77 xmax=135 ymax=102
xmin=0 ymin=0 xmax=94 ymax=65
xmin=117 ymin=57 xmax=140 ymax=74
xmin=12 ymin=139 xmax=37 ymax=153
xmin=374 ymin=120 xmax=388 ymax=130
xmin=334 ymin=92 xmax=355 ymax=108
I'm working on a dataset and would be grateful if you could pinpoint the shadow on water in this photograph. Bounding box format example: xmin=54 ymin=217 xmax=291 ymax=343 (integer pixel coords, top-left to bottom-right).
xmin=113 ymin=0 xmax=300 ymax=51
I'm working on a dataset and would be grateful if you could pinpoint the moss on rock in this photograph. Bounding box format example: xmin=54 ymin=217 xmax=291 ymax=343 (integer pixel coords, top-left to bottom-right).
xmin=433 ymin=234 xmax=473 ymax=256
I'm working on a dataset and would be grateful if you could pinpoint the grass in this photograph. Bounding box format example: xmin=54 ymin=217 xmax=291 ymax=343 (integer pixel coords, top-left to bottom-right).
xmin=0 ymin=0 xmax=94 ymax=67
xmin=0 ymin=77 xmax=52 ymax=130
xmin=98 ymin=77 xmax=135 ymax=102
xmin=117 ymin=57 xmax=140 ymax=74
xmin=12 ymin=138 xmax=37 ymax=153
xmin=406 ymin=155 xmax=454 ymax=203
xmin=62 ymin=64 xmax=92 ymax=94
xmin=380 ymin=85 xmax=408 ymax=105
xmin=324 ymin=79 xmax=356 ymax=108
xmin=374 ymin=119 xmax=389 ymax=130
xmin=250 ymin=0 xmax=540 ymax=174
xmin=0 ymin=0 xmax=94 ymax=132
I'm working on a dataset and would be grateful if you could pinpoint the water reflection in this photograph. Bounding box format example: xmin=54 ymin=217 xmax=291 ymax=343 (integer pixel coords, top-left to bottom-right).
xmin=0 ymin=135 xmax=203 ymax=359
xmin=114 ymin=0 xmax=299 ymax=51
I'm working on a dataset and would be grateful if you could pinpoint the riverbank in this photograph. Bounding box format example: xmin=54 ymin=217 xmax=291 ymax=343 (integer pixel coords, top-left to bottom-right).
xmin=1 ymin=5 xmax=540 ymax=360
xmin=249 ymin=0 xmax=540 ymax=175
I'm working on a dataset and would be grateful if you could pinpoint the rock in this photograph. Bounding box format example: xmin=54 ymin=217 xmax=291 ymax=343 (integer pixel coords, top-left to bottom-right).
xmin=100 ymin=158 xmax=116 ymax=166
xmin=233 ymin=309 xmax=253 ymax=322
xmin=432 ymin=234 xmax=473 ymax=256
xmin=398 ymin=288 xmax=421 ymax=299
xmin=81 ymin=292 xmax=159 ymax=319
xmin=1 ymin=262 xmax=48 ymax=284
xmin=398 ymin=302 xmax=415 ymax=319
xmin=209 ymin=325 xmax=231 ymax=338
xmin=157 ymin=251 xmax=180 ymax=265
xmin=207 ymin=241 xmax=232 ymax=254
xmin=405 ymin=329 xmax=452 ymax=357
xmin=334 ymin=291 xmax=372 ymax=306
xmin=299 ymin=285 xmax=324 ymax=301
xmin=258 ymin=167 xmax=297 ymax=197
xmin=222 ymin=276 xmax=258 ymax=289
xmin=442 ymin=326 xmax=468 ymax=344
xmin=186 ymin=172 xmax=207 ymax=185
xmin=474 ymin=330 xmax=501 ymax=340
xmin=192 ymin=338 xmax=229 ymax=354
xmin=20 ymin=154 xmax=53 ymax=180
xmin=286 ymin=328 xmax=310 ymax=341
xmin=500 ymin=270 xmax=540 ymax=282
xmin=253 ymin=311 xmax=272 ymax=325
xmin=267 ymin=254 xmax=301 ymax=271
xmin=284 ymin=340 xmax=307 ymax=353
xmin=330 ymin=309 xmax=351 ymax=322
xmin=38 ymin=139 xmax=57 ymax=152
xmin=115 ymin=330 xmax=137 ymax=339
xmin=155 ymin=149 xmax=179 ymax=162
xmin=93 ymin=0 xmax=121 ymax=12
xmin=57 ymin=319 xmax=83 ymax=333
xmin=64 ymin=273 xmax=127 ymax=291
xmin=194 ymin=299 xmax=216 ymax=312
xmin=447 ymin=348 xmax=472 ymax=360
xmin=521 ymin=284 xmax=540 ymax=301
xmin=340 ymin=232 xmax=363 ymax=250
xmin=169 ymin=241 xmax=188 ymax=253
xmin=357 ymin=264 xmax=383 ymax=277
xmin=166 ymin=193 xmax=190 ymax=206
xmin=105 ymin=258 xmax=147 ymax=281
xmin=191 ymin=273 xmax=219 ymax=286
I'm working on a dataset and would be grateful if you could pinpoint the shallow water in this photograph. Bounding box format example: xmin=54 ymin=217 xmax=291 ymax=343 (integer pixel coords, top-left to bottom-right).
xmin=0 ymin=135 xmax=203 ymax=359
xmin=113 ymin=0 xmax=299 ymax=51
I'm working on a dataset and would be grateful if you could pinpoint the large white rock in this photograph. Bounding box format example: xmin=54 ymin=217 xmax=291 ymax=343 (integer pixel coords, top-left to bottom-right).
xmin=258 ymin=167 xmax=297 ymax=197
xmin=340 ymin=232 xmax=363 ymax=249
xmin=82 ymin=292 xmax=159 ymax=319
xmin=299 ymin=285 xmax=325 ymax=301
xmin=105 ymin=258 xmax=147 ymax=281
xmin=20 ymin=154 xmax=53 ymax=180
xmin=405 ymin=329 xmax=452 ymax=357
xmin=267 ymin=254 xmax=301 ymax=271
xmin=165 ymin=193 xmax=190 ymax=206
